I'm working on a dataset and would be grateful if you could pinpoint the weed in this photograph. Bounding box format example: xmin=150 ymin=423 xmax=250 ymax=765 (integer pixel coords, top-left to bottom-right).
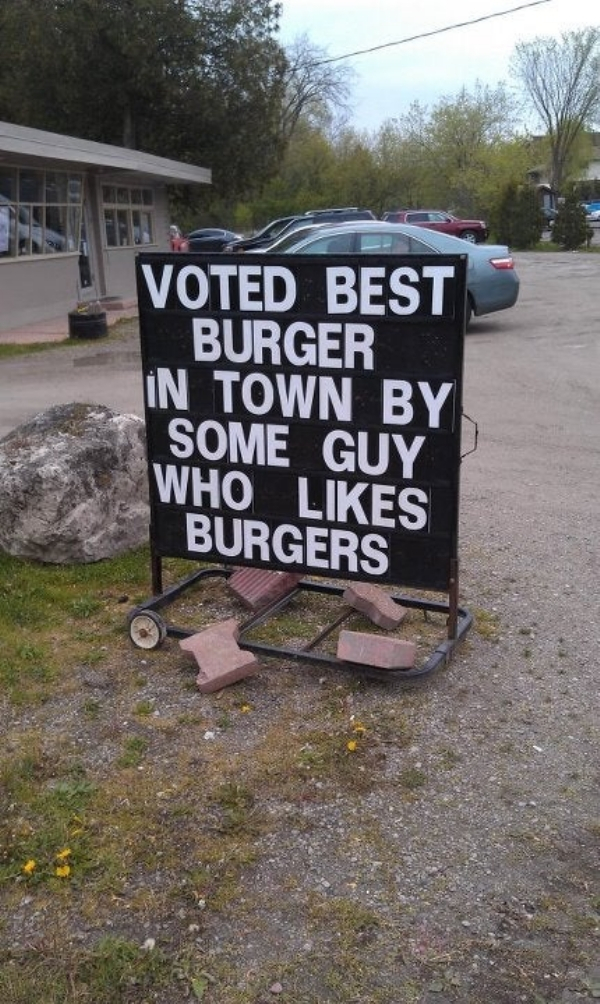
xmin=116 ymin=736 xmax=148 ymax=768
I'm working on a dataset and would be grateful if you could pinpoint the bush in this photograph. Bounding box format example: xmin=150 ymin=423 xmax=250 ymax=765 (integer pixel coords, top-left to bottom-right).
xmin=492 ymin=184 xmax=543 ymax=249
xmin=551 ymin=191 xmax=592 ymax=250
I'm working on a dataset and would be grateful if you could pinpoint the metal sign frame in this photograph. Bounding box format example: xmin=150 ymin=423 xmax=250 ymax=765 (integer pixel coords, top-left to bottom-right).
xmin=131 ymin=251 xmax=471 ymax=678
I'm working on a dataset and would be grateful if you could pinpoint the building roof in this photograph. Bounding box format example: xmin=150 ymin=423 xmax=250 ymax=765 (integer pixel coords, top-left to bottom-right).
xmin=0 ymin=120 xmax=211 ymax=186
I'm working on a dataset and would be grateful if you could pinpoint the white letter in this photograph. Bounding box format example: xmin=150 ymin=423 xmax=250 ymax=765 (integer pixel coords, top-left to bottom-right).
xmin=418 ymin=382 xmax=454 ymax=429
xmin=382 ymin=381 xmax=414 ymax=425
xmin=176 ymin=265 xmax=209 ymax=309
xmin=388 ymin=267 xmax=420 ymax=315
xmin=423 ymin=265 xmax=454 ymax=314
xmin=326 ymin=266 xmax=357 ymax=313
xmin=141 ymin=263 xmax=173 ymax=307
xmin=193 ymin=319 xmax=221 ymax=362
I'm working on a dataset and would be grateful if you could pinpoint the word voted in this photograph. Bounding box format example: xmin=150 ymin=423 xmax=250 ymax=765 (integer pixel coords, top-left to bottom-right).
xmin=140 ymin=261 xmax=457 ymax=316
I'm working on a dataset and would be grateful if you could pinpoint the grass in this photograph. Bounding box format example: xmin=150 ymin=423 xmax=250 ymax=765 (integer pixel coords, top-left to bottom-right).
xmin=2 ymin=545 xmax=588 ymax=1002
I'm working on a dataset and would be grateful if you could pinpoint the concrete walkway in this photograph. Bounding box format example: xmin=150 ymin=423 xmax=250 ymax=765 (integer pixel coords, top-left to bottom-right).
xmin=0 ymin=300 xmax=138 ymax=345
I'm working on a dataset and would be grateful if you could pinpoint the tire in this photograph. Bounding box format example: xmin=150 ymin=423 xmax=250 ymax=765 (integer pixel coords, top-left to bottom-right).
xmin=460 ymin=230 xmax=478 ymax=243
xmin=465 ymin=297 xmax=473 ymax=329
xmin=128 ymin=610 xmax=167 ymax=649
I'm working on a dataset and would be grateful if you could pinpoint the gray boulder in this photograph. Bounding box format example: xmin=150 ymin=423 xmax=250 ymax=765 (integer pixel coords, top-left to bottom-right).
xmin=0 ymin=403 xmax=149 ymax=563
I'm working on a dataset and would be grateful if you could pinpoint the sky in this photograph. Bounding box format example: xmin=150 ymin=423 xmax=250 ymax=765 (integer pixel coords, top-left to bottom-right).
xmin=277 ymin=0 xmax=597 ymax=132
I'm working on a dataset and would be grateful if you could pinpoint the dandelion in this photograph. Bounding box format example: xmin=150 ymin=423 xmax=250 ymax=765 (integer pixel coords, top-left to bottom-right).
xmin=240 ymin=703 xmax=252 ymax=713
xmin=352 ymin=722 xmax=367 ymax=735
xmin=55 ymin=848 xmax=72 ymax=861
xmin=22 ymin=859 xmax=36 ymax=875
xmin=55 ymin=864 xmax=71 ymax=878
xmin=346 ymin=740 xmax=358 ymax=752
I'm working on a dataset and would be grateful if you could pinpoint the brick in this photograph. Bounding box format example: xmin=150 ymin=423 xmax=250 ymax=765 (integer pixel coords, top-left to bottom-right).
xmin=180 ymin=618 xmax=259 ymax=693
xmin=337 ymin=630 xmax=416 ymax=670
xmin=227 ymin=567 xmax=302 ymax=612
xmin=343 ymin=582 xmax=408 ymax=630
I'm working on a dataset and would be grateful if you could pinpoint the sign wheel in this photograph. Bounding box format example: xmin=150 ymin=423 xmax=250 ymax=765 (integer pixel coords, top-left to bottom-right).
xmin=128 ymin=610 xmax=167 ymax=649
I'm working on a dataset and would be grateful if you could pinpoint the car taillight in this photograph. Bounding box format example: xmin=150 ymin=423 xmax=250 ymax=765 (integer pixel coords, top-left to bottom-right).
xmin=489 ymin=256 xmax=514 ymax=270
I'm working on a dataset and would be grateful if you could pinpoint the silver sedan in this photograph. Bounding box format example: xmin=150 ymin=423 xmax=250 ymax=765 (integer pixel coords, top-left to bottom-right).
xmin=258 ymin=220 xmax=519 ymax=325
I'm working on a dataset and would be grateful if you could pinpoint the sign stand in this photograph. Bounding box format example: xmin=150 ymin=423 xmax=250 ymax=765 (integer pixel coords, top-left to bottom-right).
xmin=131 ymin=251 xmax=474 ymax=682
xmin=128 ymin=552 xmax=472 ymax=683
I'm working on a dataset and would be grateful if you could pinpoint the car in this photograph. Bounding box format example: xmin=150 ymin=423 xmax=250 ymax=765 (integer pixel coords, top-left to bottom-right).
xmin=382 ymin=209 xmax=488 ymax=243
xmin=259 ymin=220 xmax=519 ymax=325
xmin=582 ymin=202 xmax=600 ymax=221
xmin=1 ymin=196 xmax=68 ymax=255
xmin=225 ymin=207 xmax=376 ymax=252
xmin=182 ymin=228 xmax=242 ymax=252
xmin=223 ymin=215 xmax=304 ymax=253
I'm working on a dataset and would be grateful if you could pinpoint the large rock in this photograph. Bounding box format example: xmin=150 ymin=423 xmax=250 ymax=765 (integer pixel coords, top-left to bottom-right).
xmin=0 ymin=403 xmax=149 ymax=563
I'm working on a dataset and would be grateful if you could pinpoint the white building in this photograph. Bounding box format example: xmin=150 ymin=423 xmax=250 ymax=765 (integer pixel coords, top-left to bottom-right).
xmin=0 ymin=121 xmax=211 ymax=333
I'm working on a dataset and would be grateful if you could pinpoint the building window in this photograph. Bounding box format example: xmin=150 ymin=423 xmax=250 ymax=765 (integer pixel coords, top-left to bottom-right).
xmin=0 ymin=167 xmax=82 ymax=259
xmin=102 ymin=186 xmax=155 ymax=247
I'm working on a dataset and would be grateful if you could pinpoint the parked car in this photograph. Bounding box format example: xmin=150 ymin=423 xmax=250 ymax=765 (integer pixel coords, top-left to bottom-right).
xmin=223 ymin=215 xmax=304 ymax=253
xmin=182 ymin=228 xmax=242 ymax=252
xmin=259 ymin=220 xmax=519 ymax=325
xmin=225 ymin=207 xmax=376 ymax=252
xmin=582 ymin=202 xmax=600 ymax=221
xmin=382 ymin=210 xmax=488 ymax=243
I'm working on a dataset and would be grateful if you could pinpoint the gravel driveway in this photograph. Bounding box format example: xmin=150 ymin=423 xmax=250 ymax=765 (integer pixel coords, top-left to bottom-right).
xmin=1 ymin=251 xmax=598 ymax=1001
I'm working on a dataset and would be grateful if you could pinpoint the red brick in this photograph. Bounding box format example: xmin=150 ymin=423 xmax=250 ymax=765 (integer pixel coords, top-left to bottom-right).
xmin=343 ymin=582 xmax=408 ymax=630
xmin=180 ymin=618 xmax=259 ymax=693
xmin=337 ymin=630 xmax=416 ymax=670
xmin=227 ymin=567 xmax=302 ymax=612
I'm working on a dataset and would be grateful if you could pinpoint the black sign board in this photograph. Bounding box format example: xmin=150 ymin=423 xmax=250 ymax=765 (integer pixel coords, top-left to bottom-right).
xmin=136 ymin=252 xmax=467 ymax=592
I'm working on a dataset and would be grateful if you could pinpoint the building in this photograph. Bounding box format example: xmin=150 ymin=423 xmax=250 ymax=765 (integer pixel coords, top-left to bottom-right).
xmin=0 ymin=121 xmax=211 ymax=333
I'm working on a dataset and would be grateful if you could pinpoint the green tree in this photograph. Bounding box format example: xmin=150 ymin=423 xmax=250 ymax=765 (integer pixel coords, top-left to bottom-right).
xmin=551 ymin=189 xmax=591 ymax=249
xmin=492 ymin=183 xmax=543 ymax=249
xmin=402 ymin=84 xmax=521 ymax=215
xmin=510 ymin=28 xmax=600 ymax=194
xmin=0 ymin=0 xmax=287 ymax=206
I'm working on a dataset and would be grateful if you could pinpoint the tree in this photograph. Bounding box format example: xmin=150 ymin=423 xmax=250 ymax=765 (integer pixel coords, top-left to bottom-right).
xmin=0 ymin=0 xmax=287 ymax=206
xmin=510 ymin=28 xmax=600 ymax=193
xmin=398 ymin=84 xmax=525 ymax=216
xmin=551 ymin=189 xmax=591 ymax=249
xmin=492 ymin=183 xmax=543 ymax=249
xmin=279 ymin=34 xmax=355 ymax=143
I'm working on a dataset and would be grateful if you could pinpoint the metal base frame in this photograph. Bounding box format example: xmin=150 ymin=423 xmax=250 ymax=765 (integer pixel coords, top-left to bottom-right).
xmin=128 ymin=560 xmax=473 ymax=684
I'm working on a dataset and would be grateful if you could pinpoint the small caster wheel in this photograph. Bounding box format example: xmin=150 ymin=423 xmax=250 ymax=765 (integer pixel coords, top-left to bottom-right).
xmin=128 ymin=610 xmax=167 ymax=649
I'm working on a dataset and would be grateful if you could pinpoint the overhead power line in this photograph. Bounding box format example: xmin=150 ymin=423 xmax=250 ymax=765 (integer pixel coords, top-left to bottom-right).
xmin=312 ymin=0 xmax=553 ymax=65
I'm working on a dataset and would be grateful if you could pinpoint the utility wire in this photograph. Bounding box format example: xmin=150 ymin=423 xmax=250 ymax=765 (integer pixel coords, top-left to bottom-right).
xmin=311 ymin=0 xmax=553 ymax=65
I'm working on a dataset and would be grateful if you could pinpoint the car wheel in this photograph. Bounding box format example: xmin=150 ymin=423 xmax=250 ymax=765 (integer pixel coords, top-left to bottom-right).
xmin=460 ymin=230 xmax=478 ymax=243
xmin=465 ymin=296 xmax=473 ymax=328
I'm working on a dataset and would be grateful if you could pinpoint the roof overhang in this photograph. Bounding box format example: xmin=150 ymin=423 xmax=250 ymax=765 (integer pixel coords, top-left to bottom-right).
xmin=0 ymin=120 xmax=211 ymax=186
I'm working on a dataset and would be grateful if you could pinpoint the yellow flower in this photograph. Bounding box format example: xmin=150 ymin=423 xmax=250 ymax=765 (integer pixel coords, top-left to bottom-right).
xmin=22 ymin=859 xmax=36 ymax=875
xmin=352 ymin=722 xmax=367 ymax=735
xmin=346 ymin=740 xmax=358 ymax=752
xmin=240 ymin=703 xmax=252 ymax=713
xmin=55 ymin=864 xmax=71 ymax=878
xmin=55 ymin=848 xmax=72 ymax=861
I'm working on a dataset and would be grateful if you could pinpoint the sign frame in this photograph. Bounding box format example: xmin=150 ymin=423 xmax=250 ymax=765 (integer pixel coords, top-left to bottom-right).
xmin=133 ymin=250 xmax=471 ymax=661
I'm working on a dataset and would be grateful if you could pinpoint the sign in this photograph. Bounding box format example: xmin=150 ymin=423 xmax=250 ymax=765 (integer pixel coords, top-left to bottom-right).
xmin=136 ymin=252 xmax=467 ymax=591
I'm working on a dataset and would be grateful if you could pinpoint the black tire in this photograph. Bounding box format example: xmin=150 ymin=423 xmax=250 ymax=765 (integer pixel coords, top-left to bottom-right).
xmin=465 ymin=297 xmax=473 ymax=329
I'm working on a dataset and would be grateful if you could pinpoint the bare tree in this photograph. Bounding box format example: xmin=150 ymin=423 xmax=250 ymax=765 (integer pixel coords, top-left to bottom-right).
xmin=280 ymin=34 xmax=355 ymax=143
xmin=510 ymin=27 xmax=600 ymax=193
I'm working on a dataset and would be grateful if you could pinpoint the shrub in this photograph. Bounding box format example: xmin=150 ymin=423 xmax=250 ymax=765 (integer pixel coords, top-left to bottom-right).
xmin=492 ymin=183 xmax=543 ymax=249
xmin=551 ymin=190 xmax=592 ymax=250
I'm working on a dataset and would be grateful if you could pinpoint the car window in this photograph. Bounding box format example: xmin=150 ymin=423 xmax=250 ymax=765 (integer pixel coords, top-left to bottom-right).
xmin=357 ymin=233 xmax=412 ymax=254
xmin=298 ymin=233 xmax=355 ymax=253
xmin=407 ymin=212 xmax=428 ymax=223
xmin=428 ymin=213 xmax=446 ymax=222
